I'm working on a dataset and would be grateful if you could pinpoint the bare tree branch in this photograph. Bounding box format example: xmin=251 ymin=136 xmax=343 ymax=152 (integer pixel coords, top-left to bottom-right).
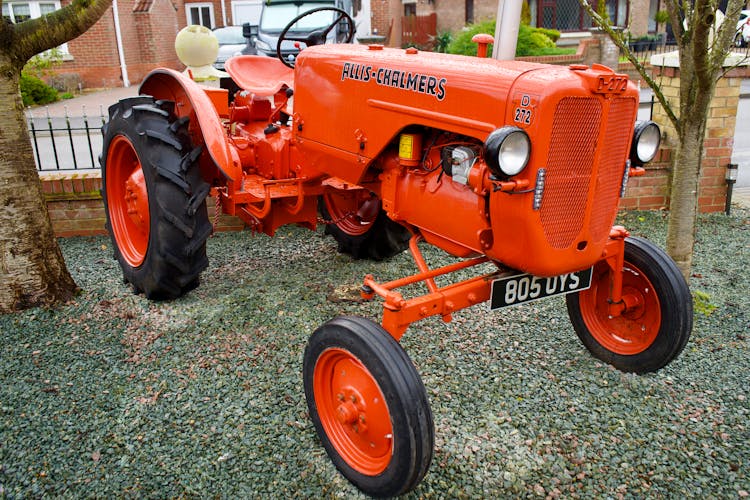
xmin=578 ymin=0 xmax=680 ymax=129
xmin=10 ymin=0 xmax=113 ymax=66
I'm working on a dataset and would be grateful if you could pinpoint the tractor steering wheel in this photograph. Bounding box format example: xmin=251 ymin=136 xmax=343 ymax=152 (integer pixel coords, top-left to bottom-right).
xmin=276 ymin=6 xmax=355 ymax=68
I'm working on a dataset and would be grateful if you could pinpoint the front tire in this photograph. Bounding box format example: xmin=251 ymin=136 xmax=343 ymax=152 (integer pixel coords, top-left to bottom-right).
xmin=566 ymin=237 xmax=692 ymax=373
xmin=101 ymin=97 xmax=211 ymax=299
xmin=320 ymin=191 xmax=409 ymax=260
xmin=304 ymin=316 xmax=434 ymax=497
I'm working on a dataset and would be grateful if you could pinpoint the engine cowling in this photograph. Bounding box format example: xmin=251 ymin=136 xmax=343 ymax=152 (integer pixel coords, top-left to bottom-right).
xmin=293 ymin=45 xmax=642 ymax=277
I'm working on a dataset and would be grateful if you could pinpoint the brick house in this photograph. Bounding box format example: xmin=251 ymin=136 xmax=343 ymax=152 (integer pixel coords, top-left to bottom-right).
xmin=370 ymin=0 xmax=674 ymax=49
xmin=6 ymin=0 xmax=371 ymax=88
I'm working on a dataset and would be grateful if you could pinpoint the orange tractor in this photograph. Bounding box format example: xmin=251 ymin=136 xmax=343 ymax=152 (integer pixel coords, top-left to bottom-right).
xmin=101 ymin=7 xmax=692 ymax=497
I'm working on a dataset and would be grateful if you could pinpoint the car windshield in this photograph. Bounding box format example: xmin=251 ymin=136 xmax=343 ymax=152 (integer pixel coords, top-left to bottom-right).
xmin=214 ymin=27 xmax=245 ymax=45
xmin=260 ymin=2 xmax=335 ymax=32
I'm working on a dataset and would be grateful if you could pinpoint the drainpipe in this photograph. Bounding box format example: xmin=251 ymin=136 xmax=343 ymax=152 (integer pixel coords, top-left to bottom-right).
xmin=492 ymin=0 xmax=523 ymax=60
xmin=112 ymin=0 xmax=130 ymax=87
xmin=221 ymin=0 xmax=227 ymax=26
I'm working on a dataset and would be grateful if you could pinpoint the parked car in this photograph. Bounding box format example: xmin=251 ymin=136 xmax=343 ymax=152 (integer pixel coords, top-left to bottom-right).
xmin=249 ymin=0 xmax=353 ymax=64
xmin=213 ymin=26 xmax=255 ymax=70
xmin=734 ymin=10 xmax=750 ymax=47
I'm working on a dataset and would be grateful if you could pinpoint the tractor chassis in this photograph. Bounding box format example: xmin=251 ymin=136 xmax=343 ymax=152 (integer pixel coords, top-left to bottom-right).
xmin=360 ymin=227 xmax=632 ymax=341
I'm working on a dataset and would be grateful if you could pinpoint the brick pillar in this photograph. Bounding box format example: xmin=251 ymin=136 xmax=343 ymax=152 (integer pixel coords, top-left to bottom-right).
xmin=589 ymin=28 xmax=620 ymax=71
xmin=370 ymin=0 xmax=401 ymax=47
xmin=624 ymin=53 xmax=743 ymax=213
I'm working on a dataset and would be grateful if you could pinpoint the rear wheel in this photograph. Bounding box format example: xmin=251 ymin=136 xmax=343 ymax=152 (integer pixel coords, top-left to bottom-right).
xmin=320 ymin=191 xmax=409 ymax=260
xmin=304 ymin=316 xmax=433 ymax=497
xmin=101 ymin=97 xmax=211 ymax=299
xmin=566 ymin=237 xmax=692 ymax=373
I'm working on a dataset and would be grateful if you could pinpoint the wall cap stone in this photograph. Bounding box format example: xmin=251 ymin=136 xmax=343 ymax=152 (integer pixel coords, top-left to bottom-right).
xmin=650 ymin=50 xmax=750 ymax=68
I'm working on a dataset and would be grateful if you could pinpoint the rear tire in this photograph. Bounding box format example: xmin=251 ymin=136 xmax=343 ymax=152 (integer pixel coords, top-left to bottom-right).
xmin=566 ymin=237 xmax=692 ymax=373
xmin=304 ymin=316 xmax=434 ymax=497
xmin=320 ymin=192 xmax=409 ymax=260
xmin=101 ymin=97 xmax=211 ymax=299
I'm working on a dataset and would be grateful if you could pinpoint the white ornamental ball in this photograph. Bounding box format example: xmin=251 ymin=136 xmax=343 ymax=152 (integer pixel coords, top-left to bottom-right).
xmin=175 ymin=25 xmax=219 ymax=67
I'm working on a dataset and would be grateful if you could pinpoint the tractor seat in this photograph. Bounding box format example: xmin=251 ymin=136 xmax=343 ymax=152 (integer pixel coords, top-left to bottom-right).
xmin=224 ymin=55 xmax=294 ymax=96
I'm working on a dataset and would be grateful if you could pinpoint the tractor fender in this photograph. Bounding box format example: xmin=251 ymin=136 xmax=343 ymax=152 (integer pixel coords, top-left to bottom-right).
xmin=139 ymin=68 xmax=238 ymax=181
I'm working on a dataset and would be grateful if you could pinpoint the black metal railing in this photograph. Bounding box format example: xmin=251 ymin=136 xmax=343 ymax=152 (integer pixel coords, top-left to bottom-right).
xmin=27 ymin=105 xmax=106 ymax=172
xmin=625 ymin=41 xmax=750 ymax=65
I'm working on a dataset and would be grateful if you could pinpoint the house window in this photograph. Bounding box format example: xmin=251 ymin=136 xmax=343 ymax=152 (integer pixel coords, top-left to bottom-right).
xmin=3 ymin=1 xmax=62 ymax=23
xmin=2 ymin=1 xmax=68 ymax=54
xmin=186 ymin=3 xmax=215 ymax=28
xmin=535 ymin=0 xmax=628 ymax=32
xmin=39 ymin=2 xmax=56 ymax=15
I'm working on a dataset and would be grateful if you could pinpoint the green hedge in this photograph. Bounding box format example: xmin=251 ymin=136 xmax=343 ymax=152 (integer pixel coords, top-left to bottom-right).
xmin=20 ymin=73 xmax=59 ymax=107
xmin=446 ymin=20 xmax=567 ymax=57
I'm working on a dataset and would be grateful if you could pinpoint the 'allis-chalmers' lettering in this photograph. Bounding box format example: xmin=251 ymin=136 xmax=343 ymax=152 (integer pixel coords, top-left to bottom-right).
xmin=341 ymin=62 xmax=447 ymax=101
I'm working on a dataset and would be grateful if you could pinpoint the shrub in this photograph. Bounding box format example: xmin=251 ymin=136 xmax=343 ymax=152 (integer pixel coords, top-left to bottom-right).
xmin=536 ymin=27 xmax=561 ymax=43
xmin=20 ymin=73 xmax=59 ymax=106
xmin=446 ymin=20 xmax=564 ymax=58
xmin=431 ymin=31 xmax=452 ymax=53
xmin=516 ymin=25 xmax=556 ymax=56
xmin=20 ymin=49 xmax=63 ymax=106
xmin=446 ymin=20 xmax=496 ymax=56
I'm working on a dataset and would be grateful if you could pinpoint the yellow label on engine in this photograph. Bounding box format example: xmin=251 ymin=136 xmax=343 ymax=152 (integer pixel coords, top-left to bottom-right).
xmin=399 ymin=134 xmax=414 ymax=159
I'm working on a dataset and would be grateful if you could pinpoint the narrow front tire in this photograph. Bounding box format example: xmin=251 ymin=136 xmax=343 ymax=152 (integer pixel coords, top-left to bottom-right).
xmin=304 ymin=316 xmax=433 ymax=497
xmin=566 ymin=237 xmax=692 ymax=373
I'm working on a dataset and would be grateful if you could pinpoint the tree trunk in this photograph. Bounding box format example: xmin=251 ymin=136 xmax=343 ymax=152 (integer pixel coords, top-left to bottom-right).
xmin=666 ymin=73 xmax=713 ymax=281
xmin=0 ymin=65 xmax=78 ymax=313
xmin=666 ymin=122 xmax=704 ymax=279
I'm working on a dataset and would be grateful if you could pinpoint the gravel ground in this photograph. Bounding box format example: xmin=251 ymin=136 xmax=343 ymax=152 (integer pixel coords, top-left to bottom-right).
xmin=1 ymin=209 xmax=748 ymax=498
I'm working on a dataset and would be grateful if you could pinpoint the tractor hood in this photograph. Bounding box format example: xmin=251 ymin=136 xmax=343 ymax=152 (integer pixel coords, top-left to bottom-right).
xmin=292 ymin=43 xmax=638 ymax=185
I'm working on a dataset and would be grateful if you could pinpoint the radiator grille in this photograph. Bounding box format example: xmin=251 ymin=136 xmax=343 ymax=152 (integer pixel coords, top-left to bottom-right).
xmin=540 ymin=97 xmax=602 ymax=249
xmin=589 ymin=97 xmax=637 ymax=243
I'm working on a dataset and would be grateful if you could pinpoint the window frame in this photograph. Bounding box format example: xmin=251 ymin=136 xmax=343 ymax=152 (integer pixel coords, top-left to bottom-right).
xmin=185 ymin=2 xmax=216 ymax=29
xmin=3 ymin=1 xmax=70 ymax=55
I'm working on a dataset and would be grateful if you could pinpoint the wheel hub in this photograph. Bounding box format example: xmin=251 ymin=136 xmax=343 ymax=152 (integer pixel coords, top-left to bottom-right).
xmin=125 ymin=168 xmax=149 ymax=232
xmin=106 ymin=134 xmax=150 ymax=268
xmin=314 ymin=348 xmax=393 ymax=475
xmin=581 ymin=263 xmax=661 ymax=355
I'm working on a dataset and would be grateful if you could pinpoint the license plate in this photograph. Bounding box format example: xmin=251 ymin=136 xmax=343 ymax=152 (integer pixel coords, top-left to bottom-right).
xmin=489 ymin=268 xmax=593 ymax=310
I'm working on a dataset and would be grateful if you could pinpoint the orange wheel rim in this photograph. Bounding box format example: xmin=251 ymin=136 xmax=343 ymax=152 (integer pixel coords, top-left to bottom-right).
xmin=578 ymin=261 xmax=661 ymax=355
xmin=323 ymin=191 xmax=379 ymax=236
xmin=106 ymin=135 xmax=150 ymax=267
xmin=313 ymin=348 xmax=393 ymax=475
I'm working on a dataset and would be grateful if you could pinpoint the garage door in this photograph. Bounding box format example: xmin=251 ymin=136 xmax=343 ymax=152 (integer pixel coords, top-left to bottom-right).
xmin=232 ymin=0 xmax=262 ymax=25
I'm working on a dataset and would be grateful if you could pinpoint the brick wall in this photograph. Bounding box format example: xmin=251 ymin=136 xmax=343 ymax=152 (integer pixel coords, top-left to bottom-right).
xmin=42 ymin=173 xmax=107 ymax=237
xmin=635 ymin=65 xmax=741 ymax=213
xmin=55 ymin=0 xmax=186 ymax=88
xmin=41 ymin=174 xmax=244 ymax=237
xmin=57 ymin=0 xmax=123 ymax=88
xmin=628 ymin=0 xmax=651 ymax=36
xmin=370 ymin=0 xmax=402 ymax=46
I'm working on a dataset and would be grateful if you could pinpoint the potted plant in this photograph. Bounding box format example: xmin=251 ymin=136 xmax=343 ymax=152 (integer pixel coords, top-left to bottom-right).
xmin=654 ymin=10 xmax=669 ymax=26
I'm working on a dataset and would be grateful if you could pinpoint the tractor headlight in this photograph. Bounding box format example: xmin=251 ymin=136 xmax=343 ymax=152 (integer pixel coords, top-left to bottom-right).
xmin=630 ymin=121 xmax=661 ymax=166
xmin=484 ymin=127 xmax=531 ymax=178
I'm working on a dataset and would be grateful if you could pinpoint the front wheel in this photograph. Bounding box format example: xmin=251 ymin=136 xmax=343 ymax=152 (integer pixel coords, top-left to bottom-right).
xmin=304 ymin=316 xmax=434 ymax=497
xmin=566 ymin=237 xmax=692 ymax=373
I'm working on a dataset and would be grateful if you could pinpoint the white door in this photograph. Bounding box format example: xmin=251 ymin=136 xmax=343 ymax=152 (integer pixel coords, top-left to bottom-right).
xmin=231 ymin=0 xmax=262 ymax=25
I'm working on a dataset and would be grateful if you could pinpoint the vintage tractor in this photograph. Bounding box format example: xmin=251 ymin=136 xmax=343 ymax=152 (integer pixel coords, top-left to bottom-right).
xmin=100 ymin=7 xmax=692 ymax=497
